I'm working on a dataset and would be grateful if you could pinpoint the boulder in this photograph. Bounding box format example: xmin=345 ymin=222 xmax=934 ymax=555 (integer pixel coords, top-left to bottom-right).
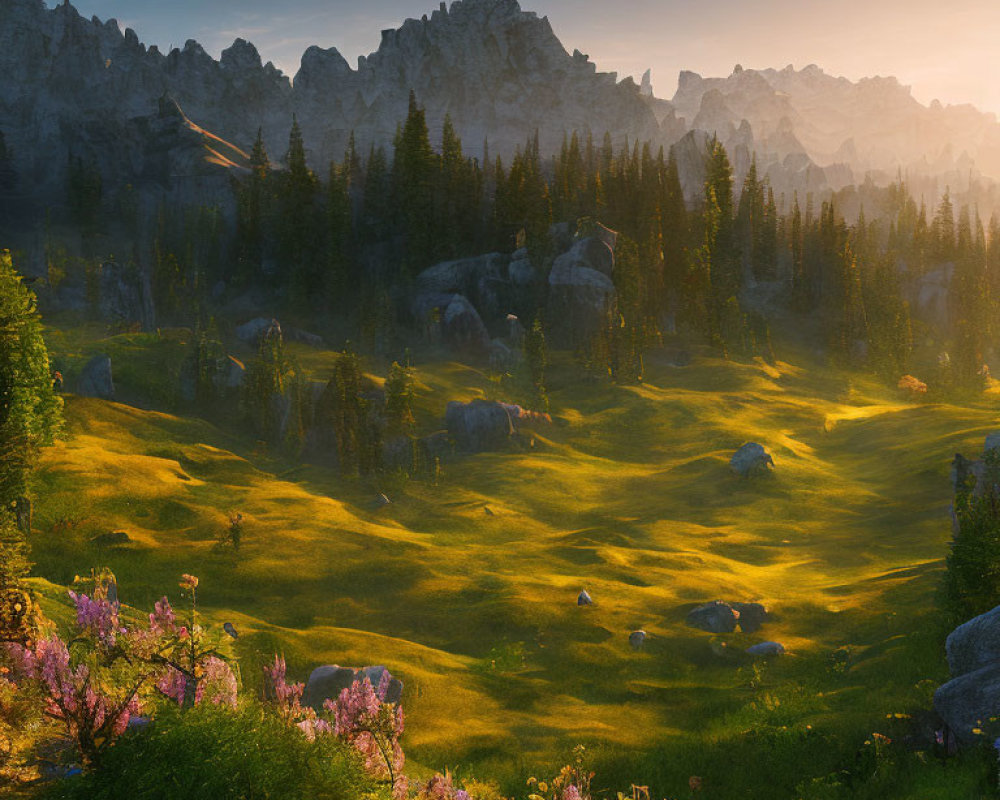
xmin=577 ymin=590 xmax=593 ymax=606
xmin=445 ymin=399 xmax=515 ymax=452
xmin=934 ymin=663 xmax=1000 ymax=745
xmin=629 ymin=630 xmax=647 ymax=650
xmin=414 ymin=253 xmax=508 ymax=320
xmin=214 ymin=356 xmax=246 ymax=392
xmin=686 ymin=601 xmax=740 ymax=634
xmin=489 ymin=339 xmax=517 ymax=372
xmin=302 ymin=665 xmax=403 ymax=712
xmin=730 ymin=442 xmax=774 ymax=477
xmin=547 ymin=249 xmax=616 ymax=348
xmin=77 ymin=354 xmax=114 ymax=400
xmin=985 ymin=433 xmax=1000 ymax=455
xmin=945 ymin=605 xmax=1000 ymax=678
xmin=508 ymin=251 xmax=536 ymax=287
xmin=90 ymin=530 xmax=130 ymax=546
xmin=746 ymin=641 xmax=785 ymax=658
xmin=286 ymin=327 xmax=324 ymax=348
xmin=236 ymin=317 xmax=280 ymax=344
xmin=732 ymin=602 xmax=769 ymax=633
xmin=442 ymin=294 xmax=491 ymax=352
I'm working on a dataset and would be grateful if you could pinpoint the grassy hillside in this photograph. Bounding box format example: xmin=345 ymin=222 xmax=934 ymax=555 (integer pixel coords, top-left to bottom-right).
xmin=26 ymin=324 xmax=1000 ymax=797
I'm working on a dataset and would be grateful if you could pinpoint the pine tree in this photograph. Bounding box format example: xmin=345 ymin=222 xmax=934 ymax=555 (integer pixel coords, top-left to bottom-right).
xmin=235 ymin=128 xmax=271 ymax=284
xmin=393 ymin=92 xmax=437 ymax=276
xmin=276 ymin=116 xmax=320 ymax=299
xmin=384 ymin=361 xmax=415 ymax=438
xmin=0 ymin=250 xmax=62 ymax=516
xmin=522 ymin=317 xmax=549 ymax=410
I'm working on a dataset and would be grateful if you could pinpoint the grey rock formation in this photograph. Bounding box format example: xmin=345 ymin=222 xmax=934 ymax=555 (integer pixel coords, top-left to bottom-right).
xmin=629 ymin=630 xmax=647 ymax=650
xmin=415 ymin=253 xmax=508 ymax=321
xmin=547 ymin=235 xmax=617 ymax=347
xmin=730 ymin=443 xmax=774 ymax=477
xmin=445 ymin=399 xmax=515 ymax=452
xmin=302 ymin=665 xmax=403 ymax=712
xmin=746 ymin=641 xmax=785 ymax=658
xmin=77 ymin=354 xmax=115 ymax=400
xmin=935 ymin=603 xmax=1000 ymax=744
xmin=934 ymin=663 xmax=1000 ymax=745
xmin=686 ymin=601 xmax=740 ymax=634
xmin=946 ymin=605 xmax=1000 ymax=679
xmin=236 ymin=317 xmax=280 ymax=344
xmin=732 ymin=602 xmax=769 ymax=633
xmin=577 ymin=590 xmax=593 ymax=606
xmin=213 ymin=356 xmax=246 ymax=393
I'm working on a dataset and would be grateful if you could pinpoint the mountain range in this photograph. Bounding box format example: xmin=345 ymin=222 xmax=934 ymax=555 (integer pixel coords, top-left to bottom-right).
xmin=3 ymin=0 xmax=1000 ymax=214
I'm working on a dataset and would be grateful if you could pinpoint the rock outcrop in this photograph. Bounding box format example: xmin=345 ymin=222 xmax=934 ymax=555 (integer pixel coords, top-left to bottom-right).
xmin=730 ymin=443 xmax=774 ymax=477
xmin=77 ymin=354 xmax=115 ymax=400
xmin=445 ymin=399 xmax=515 ymax=452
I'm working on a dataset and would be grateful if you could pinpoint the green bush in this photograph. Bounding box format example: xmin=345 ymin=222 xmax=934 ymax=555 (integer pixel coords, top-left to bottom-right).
xmin=43 ymin=702 xmax=386 ymax=800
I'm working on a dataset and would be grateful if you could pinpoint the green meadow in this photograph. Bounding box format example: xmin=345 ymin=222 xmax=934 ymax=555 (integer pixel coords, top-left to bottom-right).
xmin=25 ymin=321 xmax=1000 ymax=798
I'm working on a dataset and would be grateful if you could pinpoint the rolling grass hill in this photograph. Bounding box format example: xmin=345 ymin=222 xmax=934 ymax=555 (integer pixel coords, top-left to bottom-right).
xmin=25 ymin=324 xmax=1000 ymax=798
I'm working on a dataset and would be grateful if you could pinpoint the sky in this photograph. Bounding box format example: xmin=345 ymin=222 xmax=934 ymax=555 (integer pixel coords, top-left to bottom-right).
xmin=61 ymin=0 xmax=1000 ymax=116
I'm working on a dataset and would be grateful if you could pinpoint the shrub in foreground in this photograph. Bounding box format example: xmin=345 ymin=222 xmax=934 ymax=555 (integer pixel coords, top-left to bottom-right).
xmin=42 ymin=701 xmax=385 ymax=800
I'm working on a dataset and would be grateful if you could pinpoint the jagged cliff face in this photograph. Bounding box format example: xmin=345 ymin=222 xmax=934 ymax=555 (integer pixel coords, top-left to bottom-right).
xmin=0 ymin=0 xmax=659 ymax=208
xmin=660 ymin=64 xmax=1000 ymax=198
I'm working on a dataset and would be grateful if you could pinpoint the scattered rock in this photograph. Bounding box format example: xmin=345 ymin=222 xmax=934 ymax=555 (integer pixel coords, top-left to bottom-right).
xmin=746 ymin=641 xmax=785 ymax=658
xmin=730 ymin=442 xmax=774 ymax=477
xmin=732 ymin=602 xmax=769 ymax=633
xmin=372 ymin=493 xmax=391 ymax=509
xmin=985 ymin=432 xmax=1000 ymax=455
xmin=578 ymin=590 xmax=593 ymax=606
xmin=445 ymin=399 xmax=515 ymax=452
xmin=77 ymin=354 xmax=115 ymax=400
xmin=223 ymin=622 xmax=239 ymax=639
xmin=686 ymin=601 xmax=740 ymax=634
xmin=302 ymin=665 xmax=403 ymax=712
xmin=629 ymin=630 xmax=647 ymax=650
xmin=90 ymin=530 xmax=130 ymax=547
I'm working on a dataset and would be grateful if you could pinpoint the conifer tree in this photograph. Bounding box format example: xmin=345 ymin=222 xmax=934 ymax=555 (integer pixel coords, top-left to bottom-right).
xmin=384 ymin=361 xmax=415 ymax=438
xmin=394 ymin=92 xmax=437 ymax=275
xmin=0 ymin=250 xmax=62 ymax=517
xmin=523 ymin=317 xmax=549 ymax=410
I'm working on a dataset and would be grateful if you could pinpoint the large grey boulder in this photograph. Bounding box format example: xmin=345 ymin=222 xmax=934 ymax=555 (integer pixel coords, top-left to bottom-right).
xmin=686 ymin=601 xmax=740 ymax=634
xmin=730 ymin=443 xmax=774 ymax=477
xmin=746 ymin=641 xmax=785 ymax=658
xmin=445 ymin=399 xmax=515 ymax=453
xmin=302 ymin=665 xmax=403 ymax=712
xmin=236 ymin=317 xmax=280 ymax=344
xmin=213 ymin=356 xmax=246 ymax=393
xmin=77 ymin=355 xmax=114 ymax=400
xmin=732 ymin=602 xmax=769 ymax=633
xmin=934 ymin=663 xmax=1000 ymax=745
xmin=546 ymin=236 xmax=617 ymax=347
xmin=415 ymin=253 xmax=508 ymax=320
xmin=945 ymin=605 xmax=1000 ymax=679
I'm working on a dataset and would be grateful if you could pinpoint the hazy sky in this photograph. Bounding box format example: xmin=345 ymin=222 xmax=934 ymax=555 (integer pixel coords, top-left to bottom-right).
xmin=62 ymin=0 xmax=1000 ymax=116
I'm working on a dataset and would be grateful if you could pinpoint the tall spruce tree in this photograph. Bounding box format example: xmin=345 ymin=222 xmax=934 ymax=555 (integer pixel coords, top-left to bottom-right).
xmin=0 ymin=250 xmax=62 ymax=519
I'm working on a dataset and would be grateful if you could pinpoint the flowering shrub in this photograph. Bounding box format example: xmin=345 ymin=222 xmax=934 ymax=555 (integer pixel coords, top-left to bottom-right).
xmin=265 ymin=656 xmax=406 ymax=797
xmin=0 ymin=572 xmax=236 ymax=768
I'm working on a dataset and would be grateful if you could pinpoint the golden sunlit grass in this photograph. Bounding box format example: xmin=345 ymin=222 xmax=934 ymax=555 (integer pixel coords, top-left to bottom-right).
xmin=26 ymin=326 xmax=1000 ymax=790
